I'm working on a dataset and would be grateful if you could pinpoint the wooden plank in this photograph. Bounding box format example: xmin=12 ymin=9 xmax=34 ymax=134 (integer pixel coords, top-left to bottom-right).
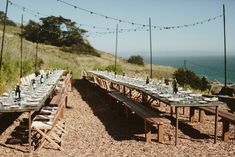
xmin=108 ymin=92 xmax=131 ymax=103
xmin=198 ymin=107 xmax=235 ymax=124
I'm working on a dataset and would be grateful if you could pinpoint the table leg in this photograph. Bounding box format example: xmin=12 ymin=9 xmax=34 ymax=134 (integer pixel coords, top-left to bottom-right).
xmin=123 ymin=86 xmax=126 ymax=96
xmin=28 ymin=111 xmax=32 ymax=155
xmin=171 ymin=106 xmax=174 ymax=117
xmin=175 ymin=107 xmax=178 ymax=146
xmin=214 ymin=106 xmax=218 ymax=144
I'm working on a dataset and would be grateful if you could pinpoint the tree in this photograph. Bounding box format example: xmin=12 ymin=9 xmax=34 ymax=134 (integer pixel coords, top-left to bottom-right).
xmin=173 ymin=68 xmax=210 ymax=91
xmin=127 ymin=55 xmax=144 ymax=65
xmin=23 ymin=16 xmax=98 ymax=56
xmin=23 ymin=20 xmax=40 ymax=42
xmin=0 ymin=11 xmax=16 ymax=26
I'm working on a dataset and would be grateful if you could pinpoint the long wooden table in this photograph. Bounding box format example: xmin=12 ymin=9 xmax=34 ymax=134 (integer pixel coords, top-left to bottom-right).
xmin=88 ymin=71 xmax=224 ymax=145
xmin=0 ymin=70 xmax=64 ymax=155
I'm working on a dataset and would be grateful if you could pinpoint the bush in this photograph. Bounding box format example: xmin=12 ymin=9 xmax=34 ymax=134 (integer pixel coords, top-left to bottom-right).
xmin=61 ymin=44 xmax=100 ymax=57
xmin=0 ymin=11 xmax=16 ymax=26
xmin=92 ymin=62 xmax=105 ymax=71
xmin=127 ymin=55 xmax=144 ymax=65
xmin=105 ymin=64 xmax=123 ymax=74
xmin=173 ymin=68 xmax=210 ymax=91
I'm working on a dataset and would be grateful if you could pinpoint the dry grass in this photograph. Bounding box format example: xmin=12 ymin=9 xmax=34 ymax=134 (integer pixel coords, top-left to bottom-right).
xmin=0 ymin=25 xmax=176 ymax=92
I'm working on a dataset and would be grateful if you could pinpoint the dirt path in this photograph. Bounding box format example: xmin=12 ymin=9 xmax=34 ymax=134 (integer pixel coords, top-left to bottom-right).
xmin=0 ymin=79 xmax=234 ymax=156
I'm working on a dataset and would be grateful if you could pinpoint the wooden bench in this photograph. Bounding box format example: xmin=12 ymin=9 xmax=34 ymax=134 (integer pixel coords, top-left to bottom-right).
xmin=108 ymin=91 xmax=167 ymax=143
xmin=197 ymin=106 xmax=235 ymax=141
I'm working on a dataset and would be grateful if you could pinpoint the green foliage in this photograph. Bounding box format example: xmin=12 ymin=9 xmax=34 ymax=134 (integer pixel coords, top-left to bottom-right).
xmin=105 ymin=64 xmax=123 ymax=74
xmin=127 ymin=55 xmax=144 ymax=66
xmin=173 ymin=68 xmax=210 ymax=91
xmin=22 ymin=59 xmax=34 ymax=76
xmin=61 ymin=44 xmax=100 ymax=57
xmin=0 ymin=11 xmax=16 ymax=26
xmin=23 ymin=20 xmax=40 ymax=42
xmin=92 ymin=62 xmax=105 ymax=71
xmin=23 ymin=16 xmax=98 ymax=56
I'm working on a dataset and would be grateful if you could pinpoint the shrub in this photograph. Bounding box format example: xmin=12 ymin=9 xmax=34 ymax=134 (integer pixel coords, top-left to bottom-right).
xmin=127 ymin=55 xmax=144 ymax=65
xmin=173 ymin=68 xmax=210 ymax=91
xmin=92 ymin=62 xmax=105 ymax=71
xmin=105 ymin=64 xmax=123 ymax=74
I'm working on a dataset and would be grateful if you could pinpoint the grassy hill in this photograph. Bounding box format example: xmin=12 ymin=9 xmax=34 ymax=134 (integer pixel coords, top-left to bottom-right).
xmin=0 ymin=24 xmax=176 ymax=93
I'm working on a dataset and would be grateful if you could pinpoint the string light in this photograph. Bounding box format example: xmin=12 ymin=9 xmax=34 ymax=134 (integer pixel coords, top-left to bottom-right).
xmin=8 ymin=0 xmax=147 ymax=35
xmin=56 ymin=0 xmax=222 ymax=30
xmin=8 ymin=0 xmax=223 ymax=36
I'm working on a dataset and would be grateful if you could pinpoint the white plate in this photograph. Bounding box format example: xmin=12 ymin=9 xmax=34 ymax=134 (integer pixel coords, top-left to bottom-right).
xmin=203 ymin=97 xmax=218 ymax=102
xmin=199 ymin=100 xmax=207 ymax=104
xmin=189 ymin=93 xmax=202 ymax=97
xmin=168 ymin=98 xmax=183 ymax=102
xmin=159 ymin=94 xmax=171 ymax=98
xmin=25 ymin=101 xmax=39 ymax=106
xmin=2 ymin=92 xmax=9 ymax=97
xmin=179 ymin=90 xmax=192 ymax=94
xmin=9 ymin=105 xmax=19 ymax=108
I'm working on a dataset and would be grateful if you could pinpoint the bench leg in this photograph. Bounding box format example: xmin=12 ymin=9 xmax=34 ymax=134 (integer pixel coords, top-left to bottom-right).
xmin=158 ymin=124 xmax=164 ymax=143
xmin=182 ymin=107 xmax=185 ymax=115
xmin=199 ymin=110 xmax=205 ymax=122
xmin=144 ymin=120 xmax=151 ymax=143
xmin=170 ymin=106 xmax=174 ymax=117
xmin=189 ymin=107 xmax=196 ymax=122
xmin=222 ymin=120 xmax=230 ymax=142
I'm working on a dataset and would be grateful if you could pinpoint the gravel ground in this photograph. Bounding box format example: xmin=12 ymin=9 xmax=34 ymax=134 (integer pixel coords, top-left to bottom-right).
xmin=0 ymin=79 xmax=234 ymax=157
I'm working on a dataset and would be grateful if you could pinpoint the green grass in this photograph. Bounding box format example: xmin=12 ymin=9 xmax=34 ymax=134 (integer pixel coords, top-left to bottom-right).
xmin=0 ymin=24 xmax=176 ymax=93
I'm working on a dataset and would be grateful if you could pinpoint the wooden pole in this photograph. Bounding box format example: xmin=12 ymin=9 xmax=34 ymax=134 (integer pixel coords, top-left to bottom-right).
xmin=223 ymin=4 xmax=227 ymax=88
xmin=0 ymin=0 xmax=9 ymax=72
xmin=149 ymin=18 xmax=153 ymax=79
xmin=20 ymin=14 xmax=23 ymax=78
xmin=35 ymin=33 xmax=39 ymax=73
xmin=184 ymin=60 xmax=186 ymax=70
xmin=114 ymin=24 xmax=118 ymax=75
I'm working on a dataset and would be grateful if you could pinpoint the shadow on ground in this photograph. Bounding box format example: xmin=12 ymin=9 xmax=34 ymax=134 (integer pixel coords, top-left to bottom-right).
xmin=73 ymin=79 xmax=213 ymax=143
xmin=0 ymin=113 xmax=22 ymax=134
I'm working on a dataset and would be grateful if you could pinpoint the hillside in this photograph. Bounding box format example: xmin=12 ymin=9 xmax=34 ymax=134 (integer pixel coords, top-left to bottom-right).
xmin=0 ymin=24 xmax=176 ymax=93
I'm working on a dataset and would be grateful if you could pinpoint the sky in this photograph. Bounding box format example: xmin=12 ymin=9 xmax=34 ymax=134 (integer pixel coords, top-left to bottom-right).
xmin=0 ymin=0 xmax=235 ymax=57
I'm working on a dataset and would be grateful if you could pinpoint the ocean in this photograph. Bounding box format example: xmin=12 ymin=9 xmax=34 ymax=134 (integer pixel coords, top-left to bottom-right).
xmin=143 ymin=55 xmax=235 ymax=84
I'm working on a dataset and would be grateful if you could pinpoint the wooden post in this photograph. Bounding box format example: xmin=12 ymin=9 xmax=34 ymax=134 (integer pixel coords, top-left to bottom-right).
xmin=0 ymin=0 xmax=9 ymax=72
xmin=149 ymin=18 xmax=153 ymax=79
xmin=223 ymin=4 xmax=227 ymax=89
xmin=145 ymin=120 xmax=151 ymax=142
xmin=222 ymin=120 xmax=230 ymax=141
xmin=28 ymin=111 xmax=32 ymax=154
xmin=114 ymin=24 xmax=118 ymax=75
xmin=20 ymin=14 xmax=23 ymax=78
xmin=214 ymin=106 xmax=218 ymax=144
xmin=175 ymin=107 xmax=179 ymax=146
xmin=189 ymin=107 xmax=196 ymax=122
xmin=158 ymin=124 xmax=164 ymax=143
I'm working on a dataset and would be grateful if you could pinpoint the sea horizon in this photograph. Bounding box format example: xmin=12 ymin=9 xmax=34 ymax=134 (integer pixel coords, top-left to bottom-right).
xmin=141 ymin=55 xmax=235 ymax=84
